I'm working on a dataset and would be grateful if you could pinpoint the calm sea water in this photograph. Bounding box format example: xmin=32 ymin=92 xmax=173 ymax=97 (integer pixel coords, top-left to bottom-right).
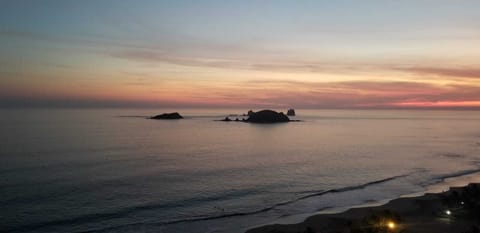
xmin=1 ymin=108 xmax=480 ymax=233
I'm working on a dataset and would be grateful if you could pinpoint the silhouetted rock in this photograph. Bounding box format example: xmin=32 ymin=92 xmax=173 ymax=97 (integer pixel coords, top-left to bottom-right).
xmin=150 ymin=112 xmax=183 ymax=120
xmin=246 ymin=110 xmax=290 ymax=123
xmin=287 ymin=108 xmax=296 ymax=116
xmin=221 ymin=117 xmax=232 ymax=121
xmin=247 ymin=110 xmax=254 ymax=116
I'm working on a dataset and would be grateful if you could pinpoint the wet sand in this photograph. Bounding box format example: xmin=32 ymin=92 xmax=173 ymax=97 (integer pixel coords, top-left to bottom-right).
xmin=247 ymin=183 xmax=480 ymax=233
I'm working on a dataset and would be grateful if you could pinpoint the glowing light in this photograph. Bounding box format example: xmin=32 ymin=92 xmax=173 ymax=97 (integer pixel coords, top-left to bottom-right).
xmin=460 ymin=201 xmax=464 ymax=205
xmin=387 ymin=221 xmax=396 ymax=230
xmin=445 ymin=210 xmax=451 ymax=215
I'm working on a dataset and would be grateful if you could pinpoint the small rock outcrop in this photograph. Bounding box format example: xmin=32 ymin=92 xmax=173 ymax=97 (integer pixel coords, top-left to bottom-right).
xmin=221 ymin=117 xmax=232 ymax=122
xmin=150 ymin=112 xmax=183 ymax=120
xmin=287 ymin=109 xmax=296 ymax=116
xmin=247 ymin=110 xmax=254 ymax=116
xmin=246 ymin=110 xmax=290 ymax=123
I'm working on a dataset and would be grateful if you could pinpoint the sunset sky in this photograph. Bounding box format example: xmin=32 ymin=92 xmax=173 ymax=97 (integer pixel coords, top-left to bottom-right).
xmin=1 ymin=0 xmax=480 ymax=108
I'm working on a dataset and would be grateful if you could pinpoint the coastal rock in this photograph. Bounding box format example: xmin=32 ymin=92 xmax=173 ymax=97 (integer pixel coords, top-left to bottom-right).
xmin=247 ymin=110 xmax=254 ymax=116
xmin=287 ymin=108 xmax=296 ymax=116
xmin=246 ymin=110 xmax=290 ymax=123
xmin=221 ymin=117 xmax=232 ymax=121
xmin=150 ymin=112 xmax=183 ymax=120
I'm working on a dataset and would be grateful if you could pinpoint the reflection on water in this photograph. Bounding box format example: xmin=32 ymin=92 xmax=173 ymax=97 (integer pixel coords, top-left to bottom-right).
xmin=1 ymin=108 xmax=480 ymax=233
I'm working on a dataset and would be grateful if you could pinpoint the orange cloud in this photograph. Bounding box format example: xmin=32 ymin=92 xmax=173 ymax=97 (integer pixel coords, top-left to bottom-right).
xmin=3 ymin=68 xmax=480 ymax=109
xmin=396 ymin=67 xmax=480 ymax=79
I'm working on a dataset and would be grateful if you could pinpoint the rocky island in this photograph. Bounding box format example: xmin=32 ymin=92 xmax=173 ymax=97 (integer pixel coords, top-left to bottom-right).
xmin=246 ymin=110 xmax=290 ymax=123
xmin=150 ymin=112 xmax=183 ymax=120
xmin=218 ymin=110 xmax=298 ymax=123
xmin=287 ymin=108 xmax=296 ymax=116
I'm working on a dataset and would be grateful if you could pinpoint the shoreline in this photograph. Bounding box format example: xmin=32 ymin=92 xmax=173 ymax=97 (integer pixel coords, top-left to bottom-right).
xmin=246 ymin=173 xmax=480 ymax=233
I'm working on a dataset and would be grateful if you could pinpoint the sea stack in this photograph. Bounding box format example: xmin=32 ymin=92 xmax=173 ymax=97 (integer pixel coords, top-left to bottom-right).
xmin=150 ymin=112 xmax=183 ymax=120
xmin=221 ymin=117 xmax=232 ymax=121
xmin=286 ymin=109 xmax=296 ymax=116
xmin=246 ymin=110 xmax=290 ymax=123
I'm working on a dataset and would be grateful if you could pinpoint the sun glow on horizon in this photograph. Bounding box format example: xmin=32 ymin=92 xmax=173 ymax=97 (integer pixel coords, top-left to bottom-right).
xmin=1 ymin=1 xmax=480 ymax=109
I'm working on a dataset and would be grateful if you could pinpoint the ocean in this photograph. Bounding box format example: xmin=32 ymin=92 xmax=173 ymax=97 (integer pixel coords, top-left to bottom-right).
xmin=2 ymin=108 xmax=480 ymax=233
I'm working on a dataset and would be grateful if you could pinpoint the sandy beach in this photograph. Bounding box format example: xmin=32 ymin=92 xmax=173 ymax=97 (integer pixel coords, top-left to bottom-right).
xmin=247 ymin=183 xmax=480 ymax=233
